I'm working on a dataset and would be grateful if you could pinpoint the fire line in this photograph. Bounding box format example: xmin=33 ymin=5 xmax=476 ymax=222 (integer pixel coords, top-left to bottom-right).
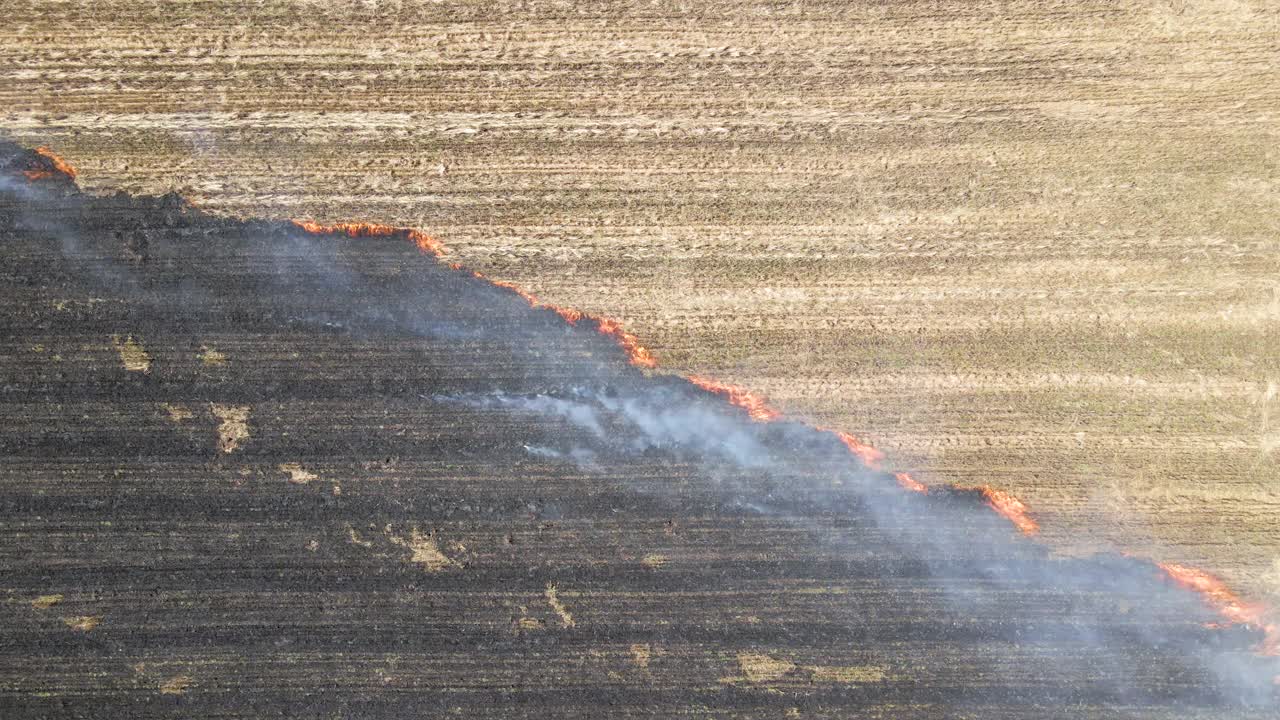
xmin=11 ymin=141 xmax=1277 ymax=680
xmin=13 ymin=144 xmax=1276 ymax=666
xmin=1157 ymin=562 xmax=1279 ymax=657
xmin=215 ymin=208 xmax=1272 ymax=662
xmin=20 ymin=145 xmax=77 ymax=182
xmin=290 ymin=216 xmax=1043 ymax=535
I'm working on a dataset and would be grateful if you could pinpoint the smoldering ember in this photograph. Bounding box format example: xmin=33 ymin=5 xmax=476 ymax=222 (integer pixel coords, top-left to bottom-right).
xmin=1 ymin=140 xmax=1276 ymax=717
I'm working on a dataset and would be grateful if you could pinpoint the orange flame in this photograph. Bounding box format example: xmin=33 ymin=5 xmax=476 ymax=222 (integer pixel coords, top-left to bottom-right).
xmin=482 ymin=277 xmax=656 ymax=368
xmin=677 ymin=381 xmax=927 ymax=493
xmin=830 ymin=430 xmax=887 ymax=469
xmin=596 ymin=318 xmax=658 ymax=368
xmin=686 ymin=375 xmax=782 ymax=422
xmin=489 ymin=278 xmax=584 ymax=325
xmin=21 ymin=146 xmax=78 ymax=181
xmin=1157 ymin=562 xmax=1279 ymax=656
xmin=291 ymin=217 xmax=924 ymax=484
xmin=291 ymin=220 xmax=447 ymax=257
xmin=978 ymin=486 xmax=1040 ymax=536
xmin=294 ymin=216 xmax=1053 ymax=541
xmin=894 ymin=471 xmax=928 ymax=494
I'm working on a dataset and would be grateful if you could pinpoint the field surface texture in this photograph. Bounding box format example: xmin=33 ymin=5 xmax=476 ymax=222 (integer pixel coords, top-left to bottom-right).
xmin=1 ymin=0 xmax=1278 ymax=715
xmin=1 ymin=146 xmax=1277 ymax=716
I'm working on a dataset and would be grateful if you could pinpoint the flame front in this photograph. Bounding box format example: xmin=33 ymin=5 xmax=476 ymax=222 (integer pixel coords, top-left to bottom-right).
xmin=977 ymin=486 xmax=1040 ymax=536
xmin=290 ymin=216 xmax=1070 ymax=544
xmin=594 ymin=318 xmax=658 ymax=369
xmin=291 ymin=220 xmax=447 ymax=257
xmin=486 ymin=279 xmax=655 ymax=368
xmin=13 ymin=144 xmax=1280 ymax=683
xmin=291 ymin=220 xmax=655 ymax=368
xmin=21 ymin=146 xmax=78 ymax=182
xmin=677 ymin=384 xmax=931 ymax=495
xmin=687 ymin=375 xmax=782 ymax=422
xmin=894 ymin=471 xmax=928 ymax=494
xmin=1157 ymin=562 xmax=1279 ymax=656
xmin=829 ymin=429 xmax=887 ymax=469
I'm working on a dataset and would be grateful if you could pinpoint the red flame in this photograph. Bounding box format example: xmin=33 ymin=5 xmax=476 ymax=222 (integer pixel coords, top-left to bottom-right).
xmin=292 ymin=221 xmax=1033 ymax=534
xmin=489 ymin=277 xmax=586 ymax=325
xmin=677 ymin=379 xmax=930 ymax=492
xmin=894 ymin=471 xmax=929 ymax=494
xmin=21 ymin=146 xmax=78 ymax=181
xmin=485 ymin=278 xmax=656 ymax=368
xmin=1157 ymin=562 xmax=1279 ymax=655
xmin=686 ymin=375 xmax=782 ymax=422
xmin=291 ymin=220 xmax=448 ymax=257
xmin=829 ymin=429 xmax=887 ymax=469
xmin=288 ymin=217 xmax=945 ymax=484
xmin=651 ymin=368 xmax=942 ymax=504
xmin=290 ymin=220 xmax=655 ymax=368
xmin=976 ymin=486 xmax=1040 ymax=536
xmin=595 ymin=317 xmax=658 ymax=369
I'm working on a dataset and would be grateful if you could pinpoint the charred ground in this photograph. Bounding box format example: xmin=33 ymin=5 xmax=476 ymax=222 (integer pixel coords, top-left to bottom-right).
xmin=0 ymin=142 xmax=1276 ymax=717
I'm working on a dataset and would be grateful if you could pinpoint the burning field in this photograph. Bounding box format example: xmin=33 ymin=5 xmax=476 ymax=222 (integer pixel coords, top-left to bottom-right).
xmin=5 ymin=0 xmax=1277 ymax=618
xmin=1 ymin=142 xmax=1277 ymax=716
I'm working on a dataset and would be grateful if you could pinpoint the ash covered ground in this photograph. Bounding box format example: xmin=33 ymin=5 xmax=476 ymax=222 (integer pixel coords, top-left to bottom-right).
xmin=1 ymin=142 xmax=1276 ymax=717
